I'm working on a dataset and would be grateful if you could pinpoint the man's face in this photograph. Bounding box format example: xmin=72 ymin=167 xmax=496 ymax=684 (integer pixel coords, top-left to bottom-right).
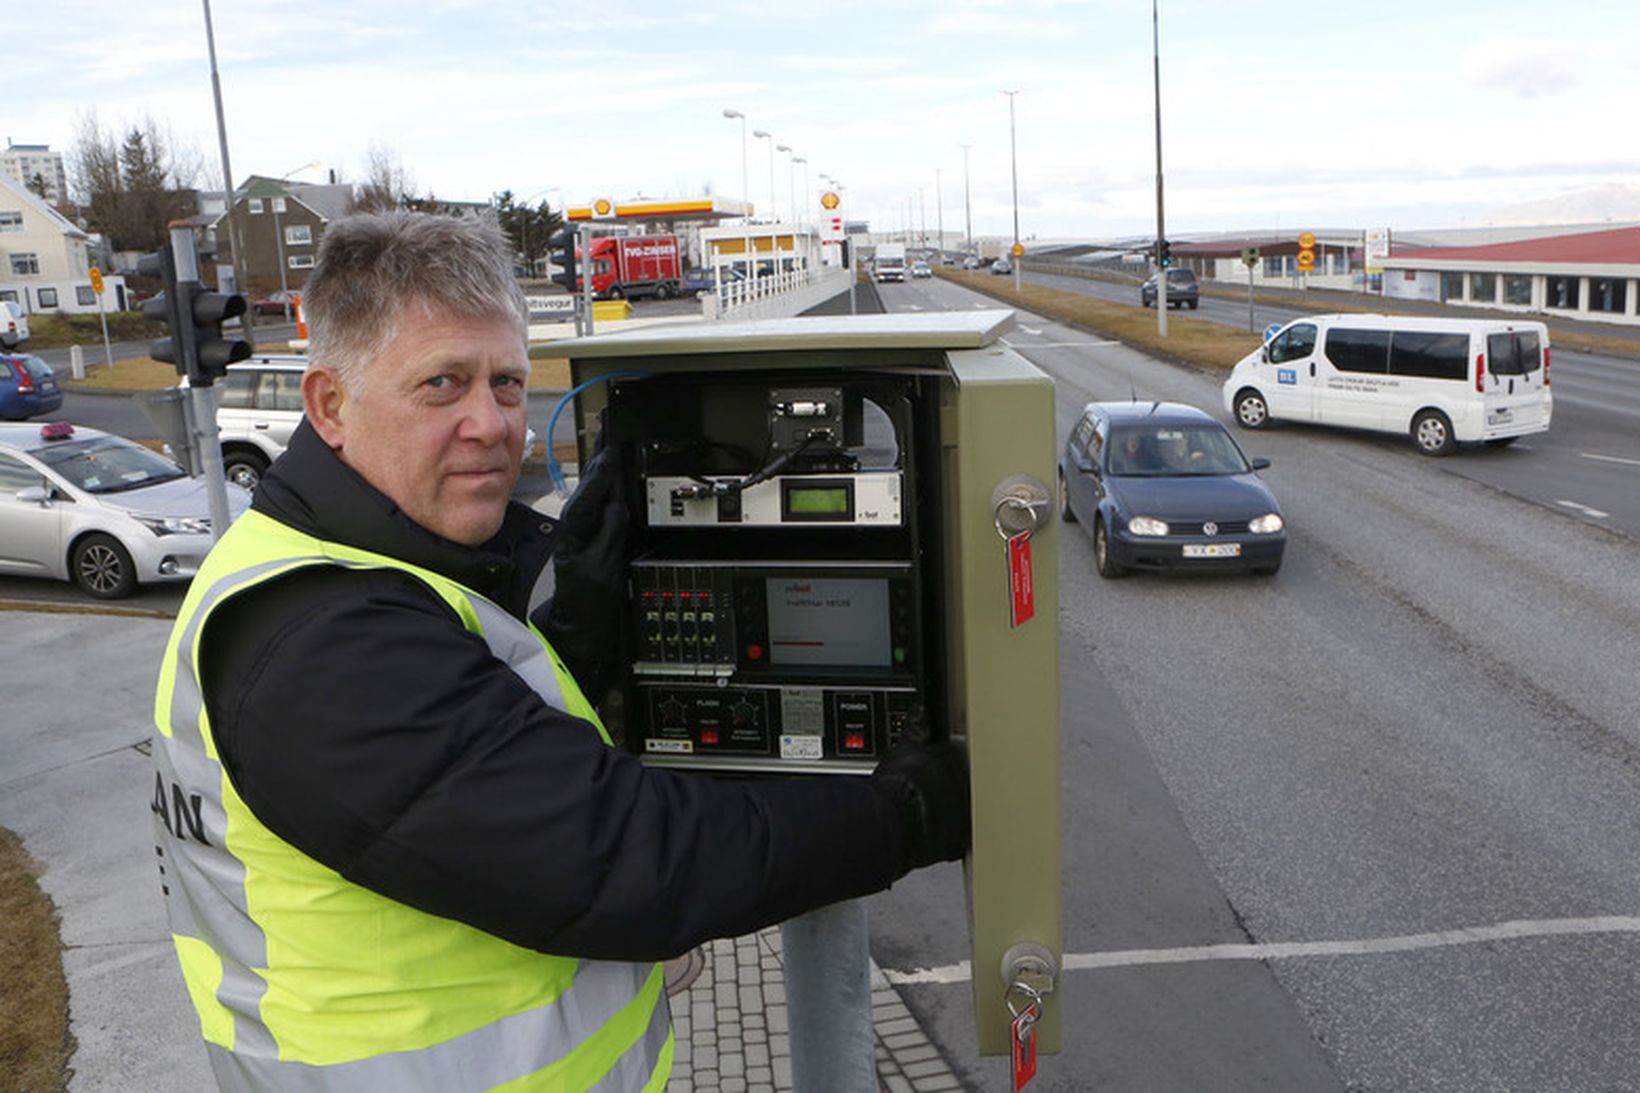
xmin=308 ymin=302 xmax=529 ymax=546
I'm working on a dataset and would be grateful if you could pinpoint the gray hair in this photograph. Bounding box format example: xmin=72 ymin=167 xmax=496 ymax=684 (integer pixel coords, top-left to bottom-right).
xmin=302 ymin=211 xmax=528 ymax=396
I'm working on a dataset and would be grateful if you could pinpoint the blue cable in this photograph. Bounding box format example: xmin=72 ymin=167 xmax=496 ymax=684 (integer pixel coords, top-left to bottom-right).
xmin=544 ymin=369 xmax=653 ymax=494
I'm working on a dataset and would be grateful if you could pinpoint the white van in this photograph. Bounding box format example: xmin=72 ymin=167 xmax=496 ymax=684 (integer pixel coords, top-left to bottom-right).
xmin=1222 ymin=314 xmax=1552 ymax=455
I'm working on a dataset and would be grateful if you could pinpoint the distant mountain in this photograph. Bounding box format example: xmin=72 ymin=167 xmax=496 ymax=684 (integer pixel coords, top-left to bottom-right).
xmin=1477 ymin=184 xmax=1640 ymax=227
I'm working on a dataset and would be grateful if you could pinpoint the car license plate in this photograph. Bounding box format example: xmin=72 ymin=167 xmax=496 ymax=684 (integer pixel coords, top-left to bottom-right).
xmin=1183 ymin=543 xmax=1241 ymax=558
xmin=1487 ymin=407 xmax=1513 ymax=424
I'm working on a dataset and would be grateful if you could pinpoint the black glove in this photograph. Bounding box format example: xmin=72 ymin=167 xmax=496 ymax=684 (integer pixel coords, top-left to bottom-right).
xmin=536 ymin=433 xmax=630 ymax=698
xmin=869 ymin=741 xmax=971 ymax=873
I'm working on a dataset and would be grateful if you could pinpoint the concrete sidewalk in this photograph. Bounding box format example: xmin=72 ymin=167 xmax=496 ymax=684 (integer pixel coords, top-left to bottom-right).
xmin=0 ymin=607 xmax=965 ymax=1092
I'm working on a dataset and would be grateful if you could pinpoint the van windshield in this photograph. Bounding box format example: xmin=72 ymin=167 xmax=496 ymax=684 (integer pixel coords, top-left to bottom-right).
xmin=1488 ymin=331 xmax=1543 ymax=375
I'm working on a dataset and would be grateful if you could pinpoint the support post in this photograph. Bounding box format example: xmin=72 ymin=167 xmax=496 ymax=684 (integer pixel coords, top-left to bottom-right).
xmin=782 ymin=899 xmax=876 ymax=1093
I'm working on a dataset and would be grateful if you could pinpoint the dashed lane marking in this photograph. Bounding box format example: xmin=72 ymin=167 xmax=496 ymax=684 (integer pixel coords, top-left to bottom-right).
xmin=1582 ymin=451 xmax=1640 ymax=468
xmin=1001 ymin=339 xmax=1123 ymax=350
xmin=1556 ymin=499 xmax=1612 ymax=519
xmin=880 ymin=915 xmax=1640 ymax=985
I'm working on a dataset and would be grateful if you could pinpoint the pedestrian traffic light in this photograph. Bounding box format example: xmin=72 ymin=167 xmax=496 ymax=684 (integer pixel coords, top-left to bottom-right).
xmin=550 ymin=228 xmax=578 ymax=292
xmin=139 ymin=241 xmax=251 ymax=386
xmin=1158 ymin=239 xmax=1173 ymax=269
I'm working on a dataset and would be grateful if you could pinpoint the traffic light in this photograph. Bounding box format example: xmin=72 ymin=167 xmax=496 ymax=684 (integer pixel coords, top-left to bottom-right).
xmin=549 ymin=227 xmax=578 ymax=292
xmin=1157 ymin=239 xmax=1173 ymax=269
xmin=139 ymin=239 xmax=251 ymax=385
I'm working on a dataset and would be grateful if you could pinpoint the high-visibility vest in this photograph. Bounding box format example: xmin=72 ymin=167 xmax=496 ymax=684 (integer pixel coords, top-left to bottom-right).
xmin=152 ymin=509 xmax=672 ymax=1091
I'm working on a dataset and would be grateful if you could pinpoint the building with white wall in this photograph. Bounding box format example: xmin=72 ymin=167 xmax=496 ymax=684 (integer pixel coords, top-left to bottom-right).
xmin=0 ymin=171 xmax=125 ymax=315
xmin=1 ymin=142 xmax=70 ymax=207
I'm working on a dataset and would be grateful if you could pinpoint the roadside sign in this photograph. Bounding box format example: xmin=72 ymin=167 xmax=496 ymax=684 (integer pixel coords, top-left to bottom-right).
xmin=1296 ymin=231 xmax=1316 ymax=273
xmin=591 ymin=197 xmax=616 ymax=220
xmin=1010 ymin=242 xmax=1025 ymax=258
xmin=89 ymin=267 xmax=105 ymax=294
xmin=1263 ymin=322 xmax=1283 ymax=343
xmin=821 ymin=191 xmax=841 ymax=210
xmin=1297 ymin=232 xmax=1316 ymax=249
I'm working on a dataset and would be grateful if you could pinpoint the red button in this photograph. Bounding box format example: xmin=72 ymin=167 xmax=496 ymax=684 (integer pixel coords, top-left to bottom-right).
xmin=844 ymin=733 xmax=866 ymax=751
xmin=746 ymin=644 xmax=764 ymax=661
xmin=700 ymin=730 xmax=720 ymax=745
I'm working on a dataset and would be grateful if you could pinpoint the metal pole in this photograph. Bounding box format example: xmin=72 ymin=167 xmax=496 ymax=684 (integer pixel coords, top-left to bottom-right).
xmin=1153 ymin=0 xmax=1168 ymax=336
xmin=200 ymin=0 xmax=252 ymax=350
xmin=1004 ymin=90 xmax=1022 ymax=292
xmin=782 ymin=900 xmax=875 ymax=1093
xmin=1248 ymin=261 xmax=1256 ymax=333
xmin=168 ymin=225 xmax=231 ymax=541
xmin=577 ymin=223 xmax=595 ymax=337
xmin=273 ymin=199 xmax=288 ymax=318
xmin=96 ymin=292 xmax=113 ymax=369
xmin=724 ymin=109 xmax=753 ymax=293
xmin=935 ymin=167 xmax=944 ymax=264
xmin=960 ymin=143 xmax=973 ymax=260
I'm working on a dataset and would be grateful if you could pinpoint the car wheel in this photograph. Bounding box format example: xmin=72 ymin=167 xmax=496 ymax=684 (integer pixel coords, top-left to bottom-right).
xmin=1233 ymin=389 xmax=1270 ymax=430
xmin=1058 ymin=471 xmax=1076 ymax=524
xmin=223 ymin=449 xmax=269 ymax=490
xmin=1412 ymin=409 xmax=1456 ymax=456
xmin=1094 ymin=518 xmax=1125 ymax=579
xmin=1188 ymin=300 xmax=1199 ymax=310
xmin=608 ymin=285 xmax=625 ymax=300
xmin=71 ymin=533 xmax=136 ymax=599
xmin=655 ymin=283 xmax=672 ymax=300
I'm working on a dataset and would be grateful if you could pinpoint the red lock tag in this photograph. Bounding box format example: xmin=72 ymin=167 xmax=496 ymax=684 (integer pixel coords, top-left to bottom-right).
xmin=1007 ymin=529 xmax=1035 ymax=628
xmin=1011 ymin=1006 xmax=1038 ymax=1090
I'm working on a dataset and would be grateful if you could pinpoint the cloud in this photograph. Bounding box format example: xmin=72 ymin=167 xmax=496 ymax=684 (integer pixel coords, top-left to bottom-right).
xmin=1459 ymin=36 xmax=1582 ymax=98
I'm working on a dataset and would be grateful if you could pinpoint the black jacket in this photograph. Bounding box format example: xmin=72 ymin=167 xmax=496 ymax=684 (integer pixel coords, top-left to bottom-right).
xmin=201 ymin=420 xmax=908 ymax=962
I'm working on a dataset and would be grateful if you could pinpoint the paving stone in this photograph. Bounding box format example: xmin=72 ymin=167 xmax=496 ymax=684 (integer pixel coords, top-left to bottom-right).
xmin=902 ymin=1057 xmax=953 ymax=1079
xmin=876 ymin=1016 xmax=918 ymax=1037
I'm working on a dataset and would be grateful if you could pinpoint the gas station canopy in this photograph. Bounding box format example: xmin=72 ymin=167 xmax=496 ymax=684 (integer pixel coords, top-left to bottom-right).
xmin=565 ymin=196 xmax=754 ymax=224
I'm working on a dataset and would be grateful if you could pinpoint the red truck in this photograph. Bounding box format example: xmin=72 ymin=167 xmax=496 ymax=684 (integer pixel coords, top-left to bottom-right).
xmin=579 ymin=235 xmax=684 ymax=300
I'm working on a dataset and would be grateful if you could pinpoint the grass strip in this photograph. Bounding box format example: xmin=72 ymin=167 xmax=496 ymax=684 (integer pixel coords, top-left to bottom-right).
xmin=0 ymin=827 xmax=73 ymax=1092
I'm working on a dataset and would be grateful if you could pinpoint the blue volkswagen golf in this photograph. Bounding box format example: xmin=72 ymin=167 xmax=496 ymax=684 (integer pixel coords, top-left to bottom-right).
xmin=1058 ymin=401 xmax=1287 ymax=578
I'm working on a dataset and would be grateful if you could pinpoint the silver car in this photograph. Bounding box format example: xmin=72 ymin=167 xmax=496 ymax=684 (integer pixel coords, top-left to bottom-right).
xmin=0 ymin=422 xmax=249 ymax=598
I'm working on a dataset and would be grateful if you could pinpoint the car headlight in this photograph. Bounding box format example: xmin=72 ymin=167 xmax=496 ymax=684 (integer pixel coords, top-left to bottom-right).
xmin=1127 ymin=515 xmax=1169 ymax=536
xmin=134 ymin=514 xmax=212 ymax=537
xmin=1249 ymin=513 xmax=1284 ymax=534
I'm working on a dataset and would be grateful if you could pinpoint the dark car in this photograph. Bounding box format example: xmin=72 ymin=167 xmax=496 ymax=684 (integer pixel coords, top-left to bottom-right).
xmin=0 ymin=354 xmax=63 ymax=421
xmin=1058 ymin=401 xmax=1286 ymax=577
xmin=1140 ymin=268 xmax=1199 ymax=309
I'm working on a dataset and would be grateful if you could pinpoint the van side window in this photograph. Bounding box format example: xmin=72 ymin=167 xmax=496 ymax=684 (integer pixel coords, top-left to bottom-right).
xmin=217 ymin=371 xmax=255 ymax=409
xmin=1269 ymin=323 xmax=1316 ymax=364
xmin=1390 ymin=332 xmax=1469 ymax=381
xmin=1325 ymin=328 xmax=1390 ymax=374
xmin=1487 ymin=331 xmax=1542 ymax=375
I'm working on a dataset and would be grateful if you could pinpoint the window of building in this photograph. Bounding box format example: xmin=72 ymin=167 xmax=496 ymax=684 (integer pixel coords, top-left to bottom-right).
xmin=271 ymin=197 xmax=287 ymax=214
xmin=77 ymin=285 xmax=96 ymax=305
xmin=1325 ymin=328 xmax=1390 ymax=373
xmin=1390 ymin=332 xmax=1469 ymax=381
xmin=1263 ymin=256 xmax=1284 ymax=278
xmin=1546 ymin=276 xmax=1580 ymax=310
xmin=0 ymin=210 xmax=23 ymax=232
xmin=0 ymin=290 xmax=17 ymax=303
xmin=1588 ymin=277 xmax=1627 ymax=314
xmin=1503 ymin=275 xmax=1532 ymax=305
xmin=1440 ymin=272 xmax=1465 ymax=302
xmin=288 ymin=254 xmax=315 ymax=270
xmin=285 ymin=224 xmax=313 ymax=246
xmin=1469 ymin=272 xmax=1497 ymax=303
xmin=36 ymin=287 xmax=58 ymax=308
xmin=249 ymin=198 xmax=265 ymax=214
xmin=9 ymin=253 xmax=40 ymax=276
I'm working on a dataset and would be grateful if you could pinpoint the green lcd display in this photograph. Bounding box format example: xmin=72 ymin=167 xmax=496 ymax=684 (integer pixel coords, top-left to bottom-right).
xmin=785 ymin=485 xmax=851 ymax=517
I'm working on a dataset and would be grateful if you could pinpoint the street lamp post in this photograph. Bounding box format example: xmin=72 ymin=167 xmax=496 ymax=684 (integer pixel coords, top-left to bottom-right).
xmin=959 ymin=143 xmax=973 ymax=260
xmin=793 ymin=156 xmax=808 ymax=227
xmin=723 ymin=108 xmax=754 ymax=290
xmin=1002 ymin=89 xmax=1022 ymax=289
xmin=935 ymin=168 xmax=944 ymax=263
xmin=271 ymin=160 xmax=320 ymax=322
xmin=1153 ymin=0 xmax=1169 ymax=336
xmin=753 ymin=129 xmax=777 ymax=279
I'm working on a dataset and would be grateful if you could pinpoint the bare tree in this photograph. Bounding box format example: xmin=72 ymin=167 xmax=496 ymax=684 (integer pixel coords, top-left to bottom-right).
xmin=68 ymin=110 xmax=201 ymax=252
xmin=353 ymin=144 xmax=416 ymax=213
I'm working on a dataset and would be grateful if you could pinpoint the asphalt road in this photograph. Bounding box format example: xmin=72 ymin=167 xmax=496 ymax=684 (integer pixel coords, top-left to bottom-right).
xmin=865 ymin=275 xmax=1640 ymax=1090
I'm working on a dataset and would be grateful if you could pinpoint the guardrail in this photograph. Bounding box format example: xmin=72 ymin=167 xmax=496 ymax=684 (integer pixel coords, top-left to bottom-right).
xmin=703 ymin=266 xmax=854 ymax=321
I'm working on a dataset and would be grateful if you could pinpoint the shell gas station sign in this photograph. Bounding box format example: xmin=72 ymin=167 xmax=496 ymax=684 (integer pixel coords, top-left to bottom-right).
xmin=821 ymin=190 xmax=844 ymax=241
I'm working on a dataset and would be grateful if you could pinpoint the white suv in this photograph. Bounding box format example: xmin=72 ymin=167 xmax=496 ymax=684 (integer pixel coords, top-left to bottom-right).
xmin=214 ymin=356 xmax=307 ymax=489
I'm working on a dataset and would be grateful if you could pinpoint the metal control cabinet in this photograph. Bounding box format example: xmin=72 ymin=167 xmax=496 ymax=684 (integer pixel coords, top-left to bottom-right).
xmin=542 ymin=311 xmax=1061 ymax=1057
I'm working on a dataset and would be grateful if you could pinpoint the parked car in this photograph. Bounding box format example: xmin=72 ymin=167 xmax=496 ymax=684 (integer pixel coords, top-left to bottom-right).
xmin=251 ymin=290 xmax=301 ymax=317
xmin=990 ymin=257 xmax=1013 ymax=275
xmin=1140 ymin=268 xmax=1200 ymax=309
xmin=0 ymin=354 xmax=63 ymax=421
xmin=2 ymin=301 xmax=30 ymax=348
xmin=910 ymin=261 xmax=933 ymax=279
xmin=0 ymin=421 xmax=250 ymax=598
xmin=963 ymin=256 xmax=982 ymax=270
xmin=1058 ymin=401 xmax=1286 ymax=578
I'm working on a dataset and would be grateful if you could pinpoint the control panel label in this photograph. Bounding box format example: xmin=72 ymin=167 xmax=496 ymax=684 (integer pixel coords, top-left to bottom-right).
xmin=646 ymin=738 xmax=694 ymax=754
xmin=779 ymin=733 xmax=824 ymax=760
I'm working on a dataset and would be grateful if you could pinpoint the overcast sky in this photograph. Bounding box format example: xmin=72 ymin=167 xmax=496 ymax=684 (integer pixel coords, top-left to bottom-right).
xmin=11 ymin=0 xmax=1640 ymax=241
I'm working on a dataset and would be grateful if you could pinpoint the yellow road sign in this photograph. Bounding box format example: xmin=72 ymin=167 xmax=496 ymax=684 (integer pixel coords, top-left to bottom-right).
xmin=89 ymin=267 xmax=104 ymax=294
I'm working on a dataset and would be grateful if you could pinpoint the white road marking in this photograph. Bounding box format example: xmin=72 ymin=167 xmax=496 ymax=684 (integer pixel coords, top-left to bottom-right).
xmin=1001 ymin=339 xmax=1122 ymax=350
xmin=1556 ymin=499 xmax=1612 ymax=519
xmin=1582 ymin=451 xmax=1640 ymax=468
xmin=1019 ymin=325 xmax=1043 ymax=335
xmin=879 ymin=915 xmax=1640 ymax=986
